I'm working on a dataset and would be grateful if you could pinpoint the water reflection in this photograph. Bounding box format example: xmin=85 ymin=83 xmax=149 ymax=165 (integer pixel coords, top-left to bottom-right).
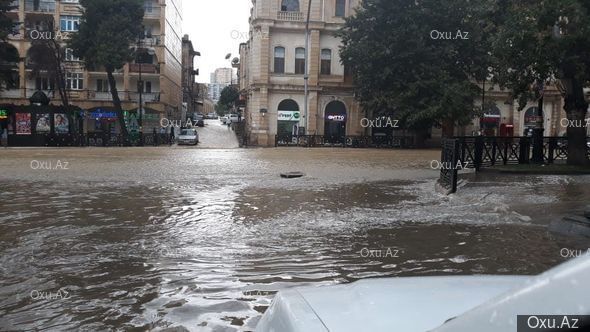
xmin=0 ymin=149 xmax=589 ymax=331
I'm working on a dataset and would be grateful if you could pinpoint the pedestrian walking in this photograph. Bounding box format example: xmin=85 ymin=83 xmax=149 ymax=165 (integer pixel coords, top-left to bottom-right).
xmin=169 ymin=126 xmax=175 ymax=145
xmin=1 ymin=128 xmax=7 ymax=148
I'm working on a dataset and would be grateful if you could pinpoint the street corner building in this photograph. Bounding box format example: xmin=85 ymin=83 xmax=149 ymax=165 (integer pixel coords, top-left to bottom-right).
xmin=0 ymin=0 xmax=185 ymax=146
xmin=239 ymin=0 xmax=364 ymax=147
xmin=238 ymin=0 xmax=590 ymax=148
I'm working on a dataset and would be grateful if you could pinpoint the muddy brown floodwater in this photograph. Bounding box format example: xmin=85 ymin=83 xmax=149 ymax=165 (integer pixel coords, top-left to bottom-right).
xmin=0 ymin=147 xmax=589 ymax=331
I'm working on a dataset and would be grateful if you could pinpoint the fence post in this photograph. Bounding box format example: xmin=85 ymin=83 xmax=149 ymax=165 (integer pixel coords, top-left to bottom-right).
xmin=548 ymin=137 xmax=556 ymax=164
xmin=519 ymin=137 xmax=530 ymax=164
xmin=474 ymin=136 xmax=484 ymax=171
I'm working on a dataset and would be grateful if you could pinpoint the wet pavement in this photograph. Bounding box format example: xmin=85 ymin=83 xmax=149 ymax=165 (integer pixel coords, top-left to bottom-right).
xmin=195 ymin=120 xmax=239 ymax=149
xmin=0 ymin=147 xmax=589 ymax=331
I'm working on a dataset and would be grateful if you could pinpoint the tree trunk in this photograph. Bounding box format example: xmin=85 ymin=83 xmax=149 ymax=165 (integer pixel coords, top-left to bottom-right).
xmin=442 ymin=118 xmax=455 ymax=138
xmin=563 ymin=78 xmax=589 ymax=166
xmin=106 ymin=67 xmax=129 ymax=139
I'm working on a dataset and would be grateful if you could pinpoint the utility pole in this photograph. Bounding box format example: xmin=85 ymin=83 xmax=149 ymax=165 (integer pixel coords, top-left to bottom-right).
xmin=304 ymin=0 xmax=312 ymax=135
xmin=137 ymin=30 xmax=144 ymax=145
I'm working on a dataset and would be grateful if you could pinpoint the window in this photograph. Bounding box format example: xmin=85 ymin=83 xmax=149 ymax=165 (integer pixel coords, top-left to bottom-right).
xmin=66 ymin=72 xmax=83 ymax=90
xmin=65 ymin=48 xmax=79 ymax=61
xmin=335 ymin=0 xmax=346 ymax=17
xmin=274 ymin=47 xmax=285 ymax=73
xmin=145 ymin=81 xmax=152 ymax=93
xmin=60 ymin=16 xmax=80 ymax=32
xmin=144 ymin=0 xmax=154 ymax=12
xmin=321 ymin=49 xmax=332 ymax=75
xmin=96 ymin=79 xmax=109 ymax=92
xmin=36 ymin=77 xmax=55 ymax=90
xmin=295 ymin=47 xmax=305 ymax=74
xmin=281 ymin=0 xmax=299 ymax=12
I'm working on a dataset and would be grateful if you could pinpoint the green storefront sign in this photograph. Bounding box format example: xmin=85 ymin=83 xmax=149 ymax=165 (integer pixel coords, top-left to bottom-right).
xmin=0 ymin=109 xmax=8 ymax=120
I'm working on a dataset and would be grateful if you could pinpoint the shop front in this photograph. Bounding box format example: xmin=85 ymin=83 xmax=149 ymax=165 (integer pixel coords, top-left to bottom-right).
xmin=524 ymin=107 xmax=544 ymax=137
xmin=324 ymin=101 xmax=347 ymax=144
xmin=480 ymin=105 xmax=502 ymax=136
xmin=276 ymin=99 xmax=301 ymax=140
xmin=4 ymin=92 xmax=79 ymax=146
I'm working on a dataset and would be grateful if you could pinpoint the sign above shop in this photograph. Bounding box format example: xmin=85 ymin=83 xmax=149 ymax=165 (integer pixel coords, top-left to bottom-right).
xmin=326 ymin=114 xmax=346 ymax=122
xmin=278 ymin=111 xmax=300 ymax=121
xmin=0 ymin=109 xmax=7 ymax=120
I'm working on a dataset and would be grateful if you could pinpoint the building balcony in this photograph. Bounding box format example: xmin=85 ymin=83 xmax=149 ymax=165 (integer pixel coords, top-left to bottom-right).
xmin=129 ymin=92 xmax=160 ymax=102
xmin=277 ymin=11 xmax=303 ymax=21
xmin=24 ymin=0 xmax=56 ymax=13
xmin=129 ymin=63 xmax=159 ymax=74
xmin=0 ymin=88 xmax=23 ymax=99
xmin=143 ymin=6 xmax=161 ymax=20
xmin=139 ymin=36 xmax=161 ymax=47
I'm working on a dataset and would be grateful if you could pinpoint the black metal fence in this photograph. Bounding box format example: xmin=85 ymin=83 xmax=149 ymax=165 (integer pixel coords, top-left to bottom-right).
xmin=38 ymin=133 xmax=175 ymax=147
xmin=275 ymin=135 xmax=414 ymax=148
xmin=437 ymin=136 xmax=590 ymax=193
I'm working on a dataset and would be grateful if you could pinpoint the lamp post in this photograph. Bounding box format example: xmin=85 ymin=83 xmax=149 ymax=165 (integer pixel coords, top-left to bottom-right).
xmin=303 ymin=0 xmax=312 ymax=135
xmin=137 ymin=29 xmax=144 ymax=145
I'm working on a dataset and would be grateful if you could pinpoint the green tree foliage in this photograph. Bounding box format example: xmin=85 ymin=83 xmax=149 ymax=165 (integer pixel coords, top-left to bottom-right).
xmin=0 ymin=0 xmax=19 ymax=90
xmin=339 ymin=0 xmax=493 ymax=140
xmin=490 ymin=0 xmax=590 ymax=165
xmin=216 ymin=86 xmax=239 ymax=115
xmin=68 ymin=0 xmax=144 ymax=137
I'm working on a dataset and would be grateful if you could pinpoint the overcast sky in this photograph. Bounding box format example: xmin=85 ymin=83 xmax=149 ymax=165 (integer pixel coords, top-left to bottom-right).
xmin=182 ymin=1 xmax=252 ymax=83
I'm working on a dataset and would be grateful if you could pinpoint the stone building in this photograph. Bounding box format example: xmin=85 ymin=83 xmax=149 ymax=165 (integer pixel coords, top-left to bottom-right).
xmin=182 ymin=34 xmax=200 ymax=118
xmin=239 ymin=0 xmax=363 ymax=146
xmin=0 ymin=0 xmax=184 ymax=133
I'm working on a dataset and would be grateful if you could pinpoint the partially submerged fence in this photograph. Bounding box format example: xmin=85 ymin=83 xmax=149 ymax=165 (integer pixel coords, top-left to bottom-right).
xmin=438 ymin=136 xmax=590 ymax=194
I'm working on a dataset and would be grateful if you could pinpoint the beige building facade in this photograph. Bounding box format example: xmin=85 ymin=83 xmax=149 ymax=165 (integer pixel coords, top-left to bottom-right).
xmin=0 ymin=0 xmax=183 ymax=132
xmin=240 ymin=0 xmax=363 ymax=146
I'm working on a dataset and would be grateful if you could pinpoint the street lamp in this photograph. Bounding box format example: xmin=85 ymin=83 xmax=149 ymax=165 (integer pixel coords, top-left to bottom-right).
xmin=303 ymin=0 xmax=312 ymax=135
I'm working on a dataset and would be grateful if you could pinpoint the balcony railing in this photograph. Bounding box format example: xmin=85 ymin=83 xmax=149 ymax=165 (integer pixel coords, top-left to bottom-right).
xmin=143 ymin=6 xmax=161 ymax=19
xmin=0 ymin=89 xmax=22 ymax=98
xmin=129 ymin=63 xmax=159 ymax=74
xmin=277 ymin=11 xmax=303 ymax=21
xmin=25 ymin=0 xmax=56 ymax=13
xmin=139 ymin=36 xmax=161 ymax=47
xmin=9 ymin=0 xmax=18 ymax=11
xmin=129 ymin=92 xmax=160 ymax=102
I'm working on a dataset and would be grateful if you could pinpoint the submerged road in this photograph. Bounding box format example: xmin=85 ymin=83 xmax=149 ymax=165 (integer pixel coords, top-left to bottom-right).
xmin=0 ymin=147 xmax=588 ymax=331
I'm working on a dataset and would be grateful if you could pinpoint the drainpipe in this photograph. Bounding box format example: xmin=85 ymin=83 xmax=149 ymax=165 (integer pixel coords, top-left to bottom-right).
xmin=304 ymin=0 xmax=312 ymax=135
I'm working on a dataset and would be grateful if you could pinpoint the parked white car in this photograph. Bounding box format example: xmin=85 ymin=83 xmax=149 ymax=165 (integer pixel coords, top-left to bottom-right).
xmin=226 ymin=114 xmax=241 ymax=123
xmin=220 ymin=115 xmax=228 ymax=124
xmin=177 ymin=128 xmax=199 ymax=145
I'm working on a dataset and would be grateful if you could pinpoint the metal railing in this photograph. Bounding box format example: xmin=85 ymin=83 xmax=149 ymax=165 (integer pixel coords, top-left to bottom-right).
xmin=277 ymin=11 xmax=304 ymax=21
xmin=437 ymin=136 xmax=590 ymax=193
xmin=24 ymin=0 xmax=55 ymax=12
xmin=275 ymin=135 xmax=415 ymax=148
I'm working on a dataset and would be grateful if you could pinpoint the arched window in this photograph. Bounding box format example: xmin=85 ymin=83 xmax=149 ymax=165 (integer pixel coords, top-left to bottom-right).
xmin=295 ymin=47 xmax=305 ymax=74
xmin=274 ymin=47 xmax=285 ymax=73
xmin=320 ymin=49 xmax=332 ymax=75
xmin=335 ymin=0 xmax=346 ymax=17
xmin=281 ymin=0 xmax=299 ymax=12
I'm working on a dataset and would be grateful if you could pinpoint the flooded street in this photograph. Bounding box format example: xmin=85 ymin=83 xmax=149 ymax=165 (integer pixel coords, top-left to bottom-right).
xmin=0 ymin=147 xmax=589 ymax=331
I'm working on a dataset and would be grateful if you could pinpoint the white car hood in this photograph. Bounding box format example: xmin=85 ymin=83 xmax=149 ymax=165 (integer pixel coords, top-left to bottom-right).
xmin=256 ymin=276 xmax=526 ymax=332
